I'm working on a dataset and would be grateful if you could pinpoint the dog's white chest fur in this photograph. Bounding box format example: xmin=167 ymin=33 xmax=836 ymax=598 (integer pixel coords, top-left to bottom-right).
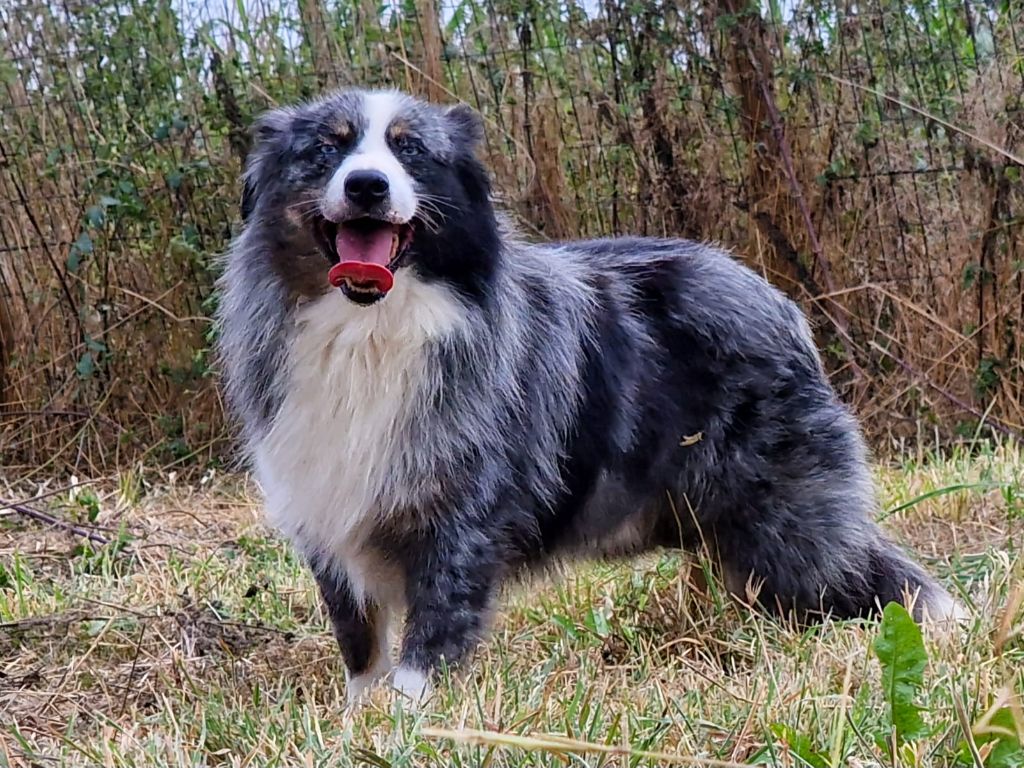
xmin=253 ymin=274 xmax=466 ymax=600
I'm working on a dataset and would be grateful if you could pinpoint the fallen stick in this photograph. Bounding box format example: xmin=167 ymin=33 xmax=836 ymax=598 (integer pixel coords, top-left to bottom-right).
xmin=3 ymin=499 xmax=111 ymax=545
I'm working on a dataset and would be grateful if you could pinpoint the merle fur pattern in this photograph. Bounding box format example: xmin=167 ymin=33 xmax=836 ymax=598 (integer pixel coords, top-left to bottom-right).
xmin=216 ymin=88 xmax=961 ymax=701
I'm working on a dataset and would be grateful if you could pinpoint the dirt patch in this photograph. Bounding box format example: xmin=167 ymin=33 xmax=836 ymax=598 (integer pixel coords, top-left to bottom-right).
xmin=172 ymin=597 xmax=294 ymax=658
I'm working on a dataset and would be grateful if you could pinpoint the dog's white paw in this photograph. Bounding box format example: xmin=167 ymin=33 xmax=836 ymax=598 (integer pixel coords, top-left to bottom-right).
xmin=391 ymin=666 xmax=431 ymax=707
xmin=345 ymin=658 xmax=392 ymax=706
xmin=920 ymin=590 xmax=971 ymax=641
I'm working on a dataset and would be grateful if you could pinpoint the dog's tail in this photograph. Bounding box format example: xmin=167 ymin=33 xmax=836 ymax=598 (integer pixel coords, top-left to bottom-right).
xmin=866 ymin=536 xmax=968 ymax=630
xmin=716 ymin=519 xmax=968 ymax=632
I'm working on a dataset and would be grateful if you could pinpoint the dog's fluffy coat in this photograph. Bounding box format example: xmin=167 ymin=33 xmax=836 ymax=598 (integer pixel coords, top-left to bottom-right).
xmin=217 ymin=88 xmax=962 ymax=702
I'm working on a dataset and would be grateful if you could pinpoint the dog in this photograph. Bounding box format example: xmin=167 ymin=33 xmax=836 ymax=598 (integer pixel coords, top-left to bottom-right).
xmin=216 ymin=87 xmax=964 ymax=704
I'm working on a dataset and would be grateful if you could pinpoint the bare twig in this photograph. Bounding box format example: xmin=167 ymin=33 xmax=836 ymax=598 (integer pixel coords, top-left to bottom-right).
xmin=825 ymin=74 xmax=1024 ymax=166
xmin=2 ymin=143 xmax=86 ymax=345
xmin=953 ymin=691 xmax=985 ymax=768
xmin=0 ymin=409 xmax=127 ymax=438
xmin=0 ymin=480 xmax=104 ymax=513
xmin=111 ymin=285 xmax=207 ymax=324
xmin=747 ymin=50 xmax=867 ymax=393
xmin=119 ymin=621 xmax=148 ymax=718
xmin=3 ymin=499 xmax=111 ymax=545
xmin=421 ymin=727 xmax=751 ymax=767
xmin=869 ymin=341 xmax=1022 ymax=440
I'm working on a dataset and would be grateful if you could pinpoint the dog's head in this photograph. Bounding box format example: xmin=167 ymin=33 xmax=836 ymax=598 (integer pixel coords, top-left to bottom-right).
xmin=241 ymin=89 xmax=499 ymax=305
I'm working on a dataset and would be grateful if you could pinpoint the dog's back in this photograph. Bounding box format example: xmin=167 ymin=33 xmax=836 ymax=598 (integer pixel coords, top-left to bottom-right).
xmin=486 ymin=236 xmax=956 ymax=621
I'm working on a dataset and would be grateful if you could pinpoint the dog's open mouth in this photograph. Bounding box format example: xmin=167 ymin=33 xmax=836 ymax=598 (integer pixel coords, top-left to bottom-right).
xmin=314 ymin=217 xmax=414 ymax=305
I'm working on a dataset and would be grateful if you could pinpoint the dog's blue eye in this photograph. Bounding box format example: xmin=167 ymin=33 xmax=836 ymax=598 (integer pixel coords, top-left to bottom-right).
xmin=398 ymin=139 xmax=422 ymax=157
xmin=320 ymin=144 xmax=338 ymax=156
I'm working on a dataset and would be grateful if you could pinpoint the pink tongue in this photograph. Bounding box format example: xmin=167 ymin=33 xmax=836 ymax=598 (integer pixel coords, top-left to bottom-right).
xmin=335 ymin=226 xmax=395 ymax=266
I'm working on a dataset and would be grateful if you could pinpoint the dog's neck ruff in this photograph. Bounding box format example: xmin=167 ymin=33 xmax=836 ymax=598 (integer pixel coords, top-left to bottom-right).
xmin=253 ymin=272 xmax=469 ymax=564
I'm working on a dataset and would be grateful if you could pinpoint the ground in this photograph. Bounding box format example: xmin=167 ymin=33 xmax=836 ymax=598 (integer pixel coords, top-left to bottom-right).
xmin=1 ymin=443 xmax=1022 ymax=767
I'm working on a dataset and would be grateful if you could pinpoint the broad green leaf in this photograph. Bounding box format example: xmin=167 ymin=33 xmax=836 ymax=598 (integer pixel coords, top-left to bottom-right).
xmin=749 ymin=724 xmax=829 ymax=767
xmin=874 ymin=602 xmax=929 ymax=744
xmin=550 ymin=613 xmax=578 ymax=640
xmin=774 ymin=724 xmax=830 ymax=768
xmin=958 ymin=707 xmax=1024 ymax=768
xmin=584 ymin=606 xmax=610 ymax=638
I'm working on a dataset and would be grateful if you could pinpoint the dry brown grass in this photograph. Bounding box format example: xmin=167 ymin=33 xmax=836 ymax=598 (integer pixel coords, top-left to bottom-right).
xmin=1 ymin=0 xmax=1023 ymax=474
xmin=1 ymin=444 xmax=1022 ymax=766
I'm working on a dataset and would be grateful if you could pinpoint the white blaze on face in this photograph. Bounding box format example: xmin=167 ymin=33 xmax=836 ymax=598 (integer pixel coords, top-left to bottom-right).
xmin=322 ymin=91 xmax=418 ymax=223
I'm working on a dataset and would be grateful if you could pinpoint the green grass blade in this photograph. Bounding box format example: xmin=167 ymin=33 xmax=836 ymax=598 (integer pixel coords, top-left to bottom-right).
xmin=878 ymin=482 xmax=1003 ymax=521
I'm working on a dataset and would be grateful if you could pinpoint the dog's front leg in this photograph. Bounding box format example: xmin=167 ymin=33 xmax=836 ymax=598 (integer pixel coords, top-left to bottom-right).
xmin=313 ymin=565 xmax=391 ymax=704
xmin=393 ymin=527 xmax=499 ymax=705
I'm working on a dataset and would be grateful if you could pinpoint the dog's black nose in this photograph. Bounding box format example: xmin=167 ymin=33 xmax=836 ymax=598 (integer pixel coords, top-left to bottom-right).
xmin=345 ymin=170 xmax=390 ymax=208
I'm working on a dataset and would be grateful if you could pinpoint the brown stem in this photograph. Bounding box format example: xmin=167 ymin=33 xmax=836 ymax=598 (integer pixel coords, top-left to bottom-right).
xmin=745 ymin=47 xmax=867 ymax=394
xmin=4 ymin=499 xmax=111 ymax=545
xmin=869 ymin=342 xmax=1021 ymax=440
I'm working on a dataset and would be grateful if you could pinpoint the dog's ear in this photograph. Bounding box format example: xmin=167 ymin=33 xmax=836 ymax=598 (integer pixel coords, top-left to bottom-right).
xmin=251 ymin=106 xmax=293 ymax=147
xmin=240 ymin=174 xmax=258 ymax=222
xmin=240 ymin=107 xmax=292 ymax=223
xmin=446 ymin=103 xmax=484 ymax=149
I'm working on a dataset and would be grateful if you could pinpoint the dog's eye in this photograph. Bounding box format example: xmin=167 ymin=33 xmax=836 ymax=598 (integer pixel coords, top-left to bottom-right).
xmin=320 ymin=143 xmax=338 ymax=157
xmin=397 ymin=137 xmax=422 ymax=157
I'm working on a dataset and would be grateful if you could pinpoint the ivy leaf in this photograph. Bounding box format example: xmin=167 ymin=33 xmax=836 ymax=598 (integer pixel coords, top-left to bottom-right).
xmin=74 ymin=231 xmax=94 ymax=255
xmin=85 ymin=205 xmax=105 ymax=227
xmin=85 ymin=337 xmax=107 ymax=354
xmin=874 ymin=602 xmax=929 ymax=745
xmin=67 ymin=232 xmax=93 ymax=272
xmin=76 ymin=352 xmax=95 ymax=380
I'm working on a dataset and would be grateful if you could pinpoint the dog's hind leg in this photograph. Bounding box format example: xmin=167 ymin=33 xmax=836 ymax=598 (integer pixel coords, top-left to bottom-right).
xmin=711 ymin=507 xmax=964 ymax=628
xmin=313 ymin=566 xmax=392 ymax=703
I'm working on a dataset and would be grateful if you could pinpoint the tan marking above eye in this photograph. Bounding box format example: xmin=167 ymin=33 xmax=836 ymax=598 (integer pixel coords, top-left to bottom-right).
xmin=387 ymin=120 xmax=411 ymax=141
xmin=332 ymin=118 xmax=354 ymax=142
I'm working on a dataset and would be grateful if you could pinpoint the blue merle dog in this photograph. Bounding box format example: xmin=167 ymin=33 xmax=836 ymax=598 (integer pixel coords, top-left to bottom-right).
xmin=216 ymin=87 xmax=964 ymax=704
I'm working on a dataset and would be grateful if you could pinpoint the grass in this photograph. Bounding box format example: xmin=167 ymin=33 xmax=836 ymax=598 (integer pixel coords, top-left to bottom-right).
xmin=6 ymin=0 xmax=1024 ymax=472
xmin=1 ymin=443 xmax=1022 ymax=767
